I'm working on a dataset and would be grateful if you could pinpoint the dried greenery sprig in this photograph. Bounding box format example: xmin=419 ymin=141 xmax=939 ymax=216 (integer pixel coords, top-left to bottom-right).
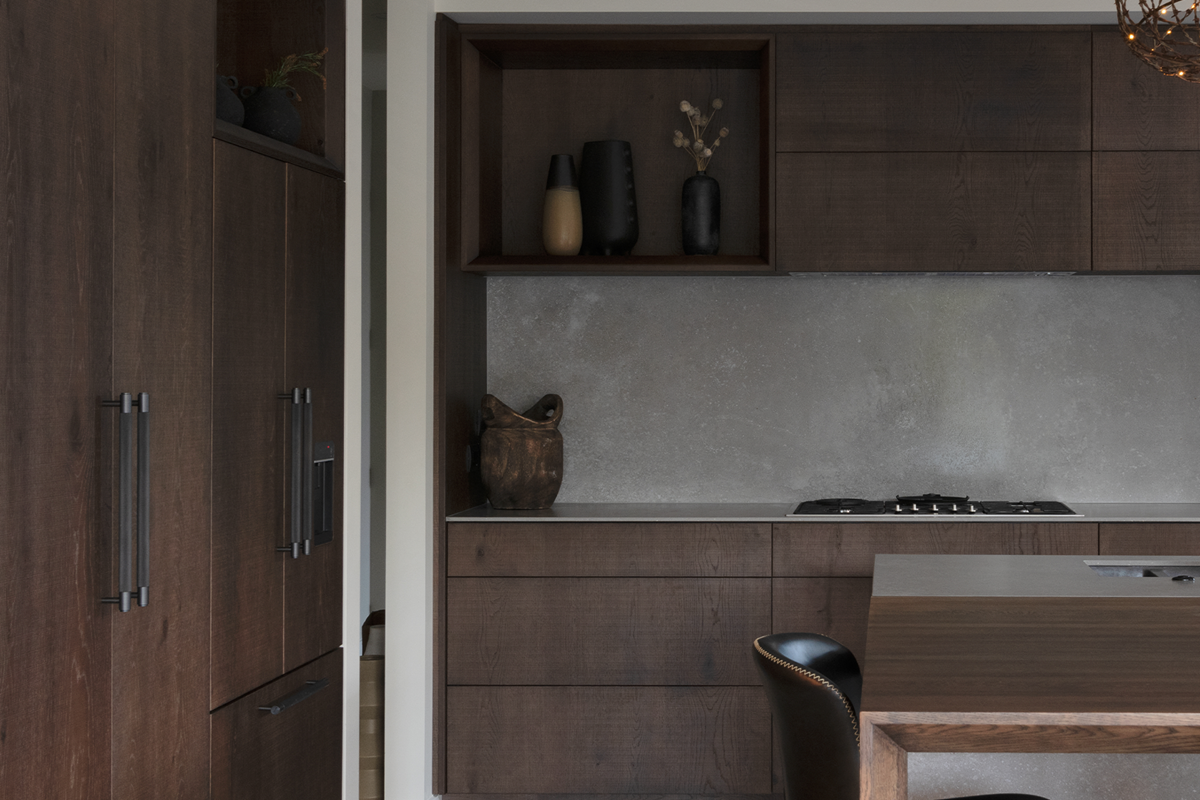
xmin=262 ymin=48 xmax=328 ymax=100
xmin=672 ymin=98 xmax=728 ymax=171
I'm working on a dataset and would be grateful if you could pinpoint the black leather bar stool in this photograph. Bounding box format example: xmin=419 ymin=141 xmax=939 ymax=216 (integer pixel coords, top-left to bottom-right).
xmin=752 ymin=633 xmax=1049 ymax=800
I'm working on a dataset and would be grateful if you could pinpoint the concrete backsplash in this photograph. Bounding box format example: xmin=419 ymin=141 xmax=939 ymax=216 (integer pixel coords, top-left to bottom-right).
xmin=487 ymin=275 xmax=1200 ymax=504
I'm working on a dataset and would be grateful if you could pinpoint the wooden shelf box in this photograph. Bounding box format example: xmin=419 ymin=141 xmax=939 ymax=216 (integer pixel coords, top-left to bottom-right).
xmin=454 ymin=29 xmax=776 ymax=274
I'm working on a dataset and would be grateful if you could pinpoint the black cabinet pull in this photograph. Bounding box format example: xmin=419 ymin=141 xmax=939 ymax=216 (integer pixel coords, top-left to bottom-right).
xmin=277 ymin=389 xmax=302 ymax=559
xmin=136 ymin=393 xmax=149 ymax=607
xmin=302 ymin=388 xmax=313 ymax=556
xmin=102 ymin=392 xmax=149 ymax=611
xmin=257 ymin=678 xmax=329 ymax=715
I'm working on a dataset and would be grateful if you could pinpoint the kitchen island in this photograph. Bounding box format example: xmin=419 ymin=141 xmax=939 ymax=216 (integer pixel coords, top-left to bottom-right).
xmin=859 ymin=554 xmax=1200 ymax=800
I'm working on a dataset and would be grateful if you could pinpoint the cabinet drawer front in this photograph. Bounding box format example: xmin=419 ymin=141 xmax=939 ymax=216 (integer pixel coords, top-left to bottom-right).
xmin=776 ymin=152 xmax=1090 ymax=273
xmin=772 ymin=577 xmax=873 ymax=667
xmin=776 ymin=29 xmax=1090 ymax=152
xmin=211 ymin=649 xmax=343 ymax=800
xmin=447 ymin=577 xmax=770 ymax=685
xmin=447 ymin=522 xmax=771 ymax=576
xmin=446 ymin=686 xmax=771 ymax=794
xmin=1100 ymin=523 xmax=1200 ymax=555
xmin=774 ymin=523 xmax=1097 ymax=576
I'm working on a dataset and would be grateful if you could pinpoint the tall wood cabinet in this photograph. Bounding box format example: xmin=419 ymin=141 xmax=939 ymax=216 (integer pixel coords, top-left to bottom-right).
xmin=212 ymin=141 xmax=345 ymax=711
xmin=2 ymin=1 xmax=212 ymax=798
xmin=3 ymin=0 xmax=344 ymax=796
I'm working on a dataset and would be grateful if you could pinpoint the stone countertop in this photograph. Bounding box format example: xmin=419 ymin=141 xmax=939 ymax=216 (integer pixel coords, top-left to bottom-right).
xmin=448 ymin=502 xmax=1200 ymax=523
xmin=872 ymin=553 xmax=1200 ymax=599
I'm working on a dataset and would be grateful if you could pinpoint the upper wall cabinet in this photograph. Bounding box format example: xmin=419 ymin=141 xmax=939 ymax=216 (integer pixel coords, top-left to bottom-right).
xmin=777 ymin=29 xmax=1091 ymax=152
xmin=776 ymin=27 xmax=1093 ymax=273
xmin=448 ymin=28 xmax=776 ymax=274
xmin=215 ymin=0 xmax=346 ymax=172
xmin=1093 ymin=30 xmax=1200 ymax=271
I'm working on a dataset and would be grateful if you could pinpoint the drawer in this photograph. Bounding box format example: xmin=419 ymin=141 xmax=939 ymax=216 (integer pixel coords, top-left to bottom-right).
xmin=447 ymin=522 xmax=771 ymax=577
xmin=446 ymin=686 xmax=771 ymax=794
xmin=1100 ymin=523 xmax=1200 ymax=555
xmin=773 ymin=522 xmax=1098 ymax=576
xmin=447 ymin=577 xmax=770 ymax=685
xmin=211 ymin=649 xmax=343 ymax=800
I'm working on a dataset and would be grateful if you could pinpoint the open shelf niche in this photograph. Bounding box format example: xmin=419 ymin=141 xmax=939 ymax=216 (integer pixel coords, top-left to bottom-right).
xmin=457 ymin=29 xmax=775 ymax=275
xmin=215 ymin=0 xmax=346 ymax=170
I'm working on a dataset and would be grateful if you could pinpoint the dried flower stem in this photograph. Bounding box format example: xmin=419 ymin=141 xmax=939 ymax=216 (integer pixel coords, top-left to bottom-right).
xmin=672 ymin=99 xmax=728 ymax=171
xmin=263 ymin=48 xmax=328 ymax=101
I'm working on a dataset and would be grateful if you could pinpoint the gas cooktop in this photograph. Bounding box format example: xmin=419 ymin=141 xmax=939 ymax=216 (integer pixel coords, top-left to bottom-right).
xmin=788 ymin=494 xmax=1077 ymax=516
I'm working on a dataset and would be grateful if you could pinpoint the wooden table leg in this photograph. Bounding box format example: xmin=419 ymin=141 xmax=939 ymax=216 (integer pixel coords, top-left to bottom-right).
xmin=860 ymin=714 xmax=908 ymax=800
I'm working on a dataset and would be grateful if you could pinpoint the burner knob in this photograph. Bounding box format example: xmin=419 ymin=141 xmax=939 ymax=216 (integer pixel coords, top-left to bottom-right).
xmin=839 ymin=508 xmax=850 ymax=514
xmin=968 ymin=504 xmax=977 ymax=513
xmin=911 ymin=503 xmax=919 ymax=512
xmin=951 ymin=503 xmax=959 ymax=512
xmin=932 ymin=503 xmax=939 ymax=512
xmin=894 ymin=503 xmax=902 ymax=513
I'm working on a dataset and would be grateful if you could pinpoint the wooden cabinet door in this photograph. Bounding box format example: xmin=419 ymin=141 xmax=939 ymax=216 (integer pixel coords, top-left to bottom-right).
xmin=1 ymin=3 xmax=115 ymax=797
xmin=109 ymin=0 xmax=213 ymax=795
xmin=211 ymin=648 xmax=344 ymax=800
xmin=283 ymin=166 xmax=345 ymax=672
xmin=212 ymin=142 xmax=289 ymax=708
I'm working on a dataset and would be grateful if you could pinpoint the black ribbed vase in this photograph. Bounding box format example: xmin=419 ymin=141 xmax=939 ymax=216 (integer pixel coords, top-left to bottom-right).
xmin=682 ymin=171 xmax=720 ymax=255
xmin=578 ymin=140 xmax=638 ymax=256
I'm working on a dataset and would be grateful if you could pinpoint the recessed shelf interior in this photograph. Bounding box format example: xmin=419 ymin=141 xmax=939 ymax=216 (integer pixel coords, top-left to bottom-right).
xmin=459 ymin=32 xmax=774 ymax=271
xmin=215 ymin=0 xmax=345 ymax=167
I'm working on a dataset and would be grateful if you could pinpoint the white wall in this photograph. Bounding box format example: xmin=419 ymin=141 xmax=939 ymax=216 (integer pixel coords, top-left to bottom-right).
xmin=384 ymin=3 xmax=1127 ymax=799
xmin=385 ymin=2 xmax=435 ymax=800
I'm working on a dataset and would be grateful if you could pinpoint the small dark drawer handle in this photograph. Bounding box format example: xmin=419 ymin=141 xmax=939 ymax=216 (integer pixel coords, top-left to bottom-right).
xmin=258 ymin=678 xmax=329 ymax=715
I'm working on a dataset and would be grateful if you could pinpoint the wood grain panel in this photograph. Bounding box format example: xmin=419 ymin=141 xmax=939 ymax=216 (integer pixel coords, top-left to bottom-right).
xmin=860 ymin=721 xmax=908 ymax=800
xmin=773 ymin=522 xmax=1098 ymax=577
xmin=435 ymin=14 xmax=480 ymax=794
xmin=776 ymin=152 xmax=1090 ymax=272
xmin=772 ymin=578 xmax=873 ymax=666
xmin=1099 ymin=523 xmax=1200 ymax=555
xmin=863 ymin=596 xmax=1200 ymax=714
xmin=777 ymin=29 xmax=1091 ymax=152
xmin=110 ymin=0 xmax=213 ymax=795
xmin=1093 ymin=151 xmax=1200 ymax=271
xmin=448 ymin=522 xmax=772 ymax=576
xmin=211 ymin=648 xmax=343 ymax=800
xmin=446 ymin=686 xmax=771 ymax=794
xmin=283 ymin=166 xmax=345 ymax=673
xmin=447 ymin=578 xmax=770 ymax=685
xmin=1093 ymin=29 xmax=1200 ymax=151
xmin=212 ymin=142 xmax=287 ymax=709
xmin=498 ymin=66 xmax=762 ymax=258
xmin=1 ymin=1 xmax=115 ymax=795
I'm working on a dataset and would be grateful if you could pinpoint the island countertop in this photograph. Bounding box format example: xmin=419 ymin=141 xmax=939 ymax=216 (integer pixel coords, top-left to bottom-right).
xmin=872 ymin=553 xmax=1200 ymax=598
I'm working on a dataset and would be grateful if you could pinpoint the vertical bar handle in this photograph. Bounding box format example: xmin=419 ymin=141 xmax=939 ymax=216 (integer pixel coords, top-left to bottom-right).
xmin=277 ymin=389 xmax=302 ymax=558
xmin=302 ymin=388 xmax=314 ymax=555
xmin=102 ymin=393 xmax=134 ymax=612
xmin=136 ymin=393 xmax=149 ymax=607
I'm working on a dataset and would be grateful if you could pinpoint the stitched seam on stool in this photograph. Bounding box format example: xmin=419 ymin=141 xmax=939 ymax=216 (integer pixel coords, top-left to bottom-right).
xmin=754 ymin=636 xmax=860 ymax=747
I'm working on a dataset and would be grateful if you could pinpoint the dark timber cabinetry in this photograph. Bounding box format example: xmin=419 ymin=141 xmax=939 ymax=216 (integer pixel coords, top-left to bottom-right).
xmin=2 ymin=2 xmax=212 ymax=797
xmin=434 ymin=17 xmax=1200 ymax=800
xmin=2 ymin=0 xmax=344 ymax=797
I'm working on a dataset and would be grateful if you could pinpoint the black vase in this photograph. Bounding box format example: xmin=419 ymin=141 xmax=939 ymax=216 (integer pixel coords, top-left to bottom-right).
xmin=240 ymin=86 xmax=301 ymax=145
xmin=578 ymin=140 xmax=638 ymax=256
xmin=682 ymin=171 xmax=720 ymax=255
xmin=215 ymin=76 xmax=244 ymax=126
